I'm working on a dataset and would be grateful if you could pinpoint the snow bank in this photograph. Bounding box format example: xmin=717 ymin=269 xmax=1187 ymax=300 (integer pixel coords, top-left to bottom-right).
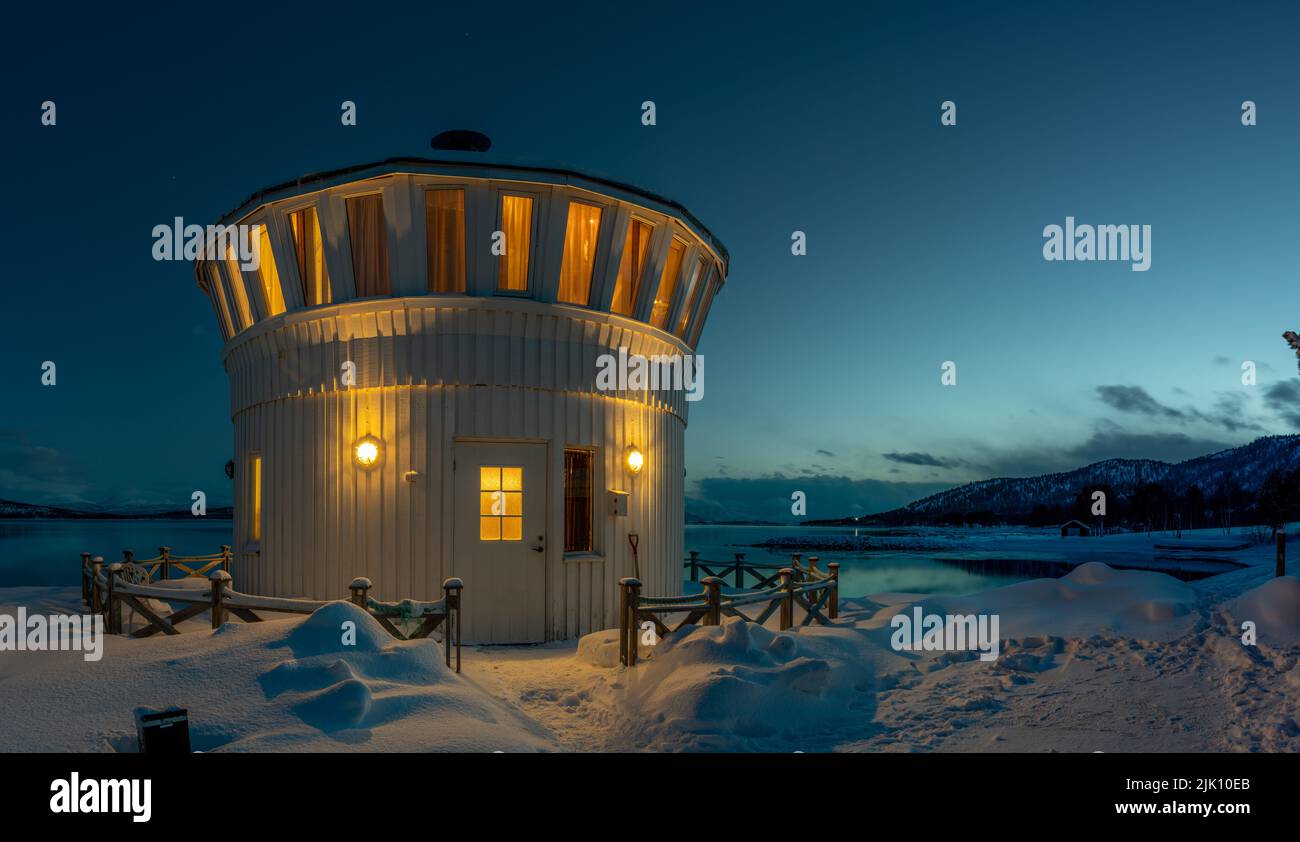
xmin=600 ymin=618 xmax=912 ymax=751
xmin=1228 ymin=576 xmax=1300 ymax=645
xmin=857 ymin=562 xmax=1200 ymax=643
xmin=0 ymin=592 xmax=555 ymax=752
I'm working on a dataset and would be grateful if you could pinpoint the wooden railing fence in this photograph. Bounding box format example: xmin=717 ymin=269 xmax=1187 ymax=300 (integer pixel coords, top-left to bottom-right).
xmin=79 ymin=552 xmax=463 ymax=672
xmin=620 ymin=553 xmax=840 ymax=666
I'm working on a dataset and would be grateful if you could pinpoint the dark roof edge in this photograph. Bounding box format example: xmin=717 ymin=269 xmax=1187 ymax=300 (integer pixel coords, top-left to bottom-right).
xmin=215 ymin=156 xmax=729 ymax=269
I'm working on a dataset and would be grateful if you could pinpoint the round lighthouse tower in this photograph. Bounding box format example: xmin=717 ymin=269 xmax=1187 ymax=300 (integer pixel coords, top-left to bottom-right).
xmin=194 ymin=153 xmax=727 ymax=643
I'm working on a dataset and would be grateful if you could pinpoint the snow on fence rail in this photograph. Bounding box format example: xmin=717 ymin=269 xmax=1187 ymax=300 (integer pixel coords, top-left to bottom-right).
xmin=621 ymin=553 xmax=840 ymax=666
xmin=79 ymin=553 xmax=463 ymax=672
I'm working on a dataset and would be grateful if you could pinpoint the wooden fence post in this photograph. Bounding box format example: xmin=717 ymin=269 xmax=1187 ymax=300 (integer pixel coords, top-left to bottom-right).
xmin=159 ymin=546 xmax=170 ymax=581
xmin=688 ymin=551 xmax=700 ymax=583
xmin=733 ymin=553 xmax=746 ymax=588
xmin=827 ymin=562 xmax=840 ymax=620
xmin=210 ymin=570 xmax=231 ymax=629
xmin=807 ymin=556 xmax=820 ymax=577
xmin=779 ymin=568 xmax=794 ymax=631
xmin=1277 ymin=528 xmax=1286 ymax=578
xmin=443 ymin=578 xmax=463 ymax=673
xmin=619 ymin=578 xmax=642 ymax=666
xmin=106 ymin=563 xmax=123 ymax=634
xmin=349 ymin=577 xmax=372 ymax=608
xmin=91 ymin=557 xmax=104 ymax=614
xmin=80 ymin=552 xmax=91 ymax=606
xmin=702 ymin=576 xmax=723 ymax=626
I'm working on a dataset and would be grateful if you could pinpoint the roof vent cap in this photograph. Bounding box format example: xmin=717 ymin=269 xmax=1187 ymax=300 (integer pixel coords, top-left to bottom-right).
xmin=430 ymin=130 xmax=492 ymax=152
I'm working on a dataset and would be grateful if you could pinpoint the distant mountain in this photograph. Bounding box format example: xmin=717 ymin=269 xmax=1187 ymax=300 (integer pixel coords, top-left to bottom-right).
xmin=853 ymin=435 xmax=1300 ymax=523
xmin=0 ymin=499 xmax=233 ymax=519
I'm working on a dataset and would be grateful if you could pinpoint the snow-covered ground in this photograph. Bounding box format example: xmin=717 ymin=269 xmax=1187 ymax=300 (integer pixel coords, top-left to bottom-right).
xmin=1 ymin=525 xmax=1297 ymax=752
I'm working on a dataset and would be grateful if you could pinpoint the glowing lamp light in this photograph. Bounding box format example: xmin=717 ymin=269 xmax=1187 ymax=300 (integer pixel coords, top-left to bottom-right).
xmin=625 ymin=445 xmax=645 ymax=476
xmin=354 ymin=435 xmax=382 ymax=468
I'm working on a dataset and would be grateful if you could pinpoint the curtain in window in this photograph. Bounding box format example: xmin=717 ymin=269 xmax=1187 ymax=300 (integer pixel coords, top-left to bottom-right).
xmin=651 ymin=239 xmax=687 ymax=329
xmin=291 ymin=207 xmax=331 ymax=306
xmin=675 ymin=259 xmax=708 ymax=337
xmin=426 ymin=190 xmax=466 ymax=293
xmin=208 ymin=265 xmax=235 ymax=339
xmin=498 ymin=195 xmax=533 ymax=291
xmin=225 ymin=248 xmax=254 ymax=329
xmin=557 ymin=202 xmax=602 ymax=305
xmin=256 ymin=225 xmax=286 ymax=315
xmin=347 ymin=194 xmax=391 ymax=297
xmin=689 ymin=276 xmax=718 ymax=346
xmin=611 ymin=218 xmax=652 ymax=316
xmin=564 ymin=449 xmax=593 ymax=553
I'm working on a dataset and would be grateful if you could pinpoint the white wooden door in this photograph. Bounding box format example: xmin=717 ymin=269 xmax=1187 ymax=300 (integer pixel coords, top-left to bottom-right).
xmin=453 ymin=441 xmax=548 ymax=643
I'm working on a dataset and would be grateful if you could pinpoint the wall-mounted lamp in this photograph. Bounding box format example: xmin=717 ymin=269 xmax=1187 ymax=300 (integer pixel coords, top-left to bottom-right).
xmin=354 ymin=434 xmax=382 ymax=468
xmin=625 ymin=444 xmax=644 ymax=476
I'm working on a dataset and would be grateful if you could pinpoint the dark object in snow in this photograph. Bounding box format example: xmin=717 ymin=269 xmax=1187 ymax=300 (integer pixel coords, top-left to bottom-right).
xmin=430 ymin=130 xmax=492 ymax=152
xmin=135 ymin=707 xmax=190 ymax=754
xmin=1059 ymin=519 xmax=1091 ymax=537
xmin=1284 ymin=331 xmax=1300 ymax=374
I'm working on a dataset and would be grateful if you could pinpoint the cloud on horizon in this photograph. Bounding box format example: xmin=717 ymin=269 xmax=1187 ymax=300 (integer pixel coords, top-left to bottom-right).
xmin=1095 ymin=384 xmax=1263 ymax=433
xmin=881 ymin=451 xmax=965 ymax=469
xmin=1263 ymin=380 xmax=1300 ymax=430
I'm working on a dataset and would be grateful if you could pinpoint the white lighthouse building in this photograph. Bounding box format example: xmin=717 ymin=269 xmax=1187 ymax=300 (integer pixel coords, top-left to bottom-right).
xmin=194 ymin=150 xmax=727 ymax=643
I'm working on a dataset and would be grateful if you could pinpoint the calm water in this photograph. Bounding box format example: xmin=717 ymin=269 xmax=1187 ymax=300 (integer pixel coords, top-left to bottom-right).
xmin=0 ymin=519 xmax=233 ymax=587
xmin=684 ymin=524 xmax=1030 ymax=598
xmin=0 ymin=520 xmax=1027 ymax=598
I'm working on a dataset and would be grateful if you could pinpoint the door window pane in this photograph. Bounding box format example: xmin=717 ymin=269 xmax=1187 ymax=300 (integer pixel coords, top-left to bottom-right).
xmin=557 ymin=202 xmax=602 ymax=305
xmin=479 ymin=466 xmax=523 ymax=542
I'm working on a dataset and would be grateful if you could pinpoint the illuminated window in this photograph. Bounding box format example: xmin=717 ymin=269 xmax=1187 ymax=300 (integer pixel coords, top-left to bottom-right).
xmin=557 ymin=202 xmax=602 ymax=305
xmin=346 ymin=194 xmax=391 ymax=297
xmin=479 ymin=466 xmax=523 ymax=541
xmin=611 ymin=218 xmax=652 ymax=316
xmin=676 ymin=258 xmax=707 ymax=338
xmin=426 ymin=189 xmax=466 ymax=293
xmin=208 ymin=265 xmax=235 ymax=340
xmin=290 ymin=206 xmax=332 ymax=306
xmin=225 ymin=248 xmax=254 ymax=330
xmin=497 ymin=195 xmax=533 ymax=291
xmin=650 ymin=237 xmax=687 ymax=329
xmin=250 ymin=454 xmax=263 ymax=543
xmin=564 ymin=449 xmax=593 ymax=553
xmin=689 ymin=274 xmax=718 ymax=346
xmin=255 ymin=225 xmax=285 ymax=316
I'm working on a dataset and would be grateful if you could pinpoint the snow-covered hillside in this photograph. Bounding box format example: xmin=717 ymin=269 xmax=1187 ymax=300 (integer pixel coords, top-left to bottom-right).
xmin=898 ymin=434 xmax=1300 ymax=517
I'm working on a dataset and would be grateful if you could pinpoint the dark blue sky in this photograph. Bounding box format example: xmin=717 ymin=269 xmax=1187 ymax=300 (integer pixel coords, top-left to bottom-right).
xmin=2 ymin=1 xmax=1299 ymax=517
